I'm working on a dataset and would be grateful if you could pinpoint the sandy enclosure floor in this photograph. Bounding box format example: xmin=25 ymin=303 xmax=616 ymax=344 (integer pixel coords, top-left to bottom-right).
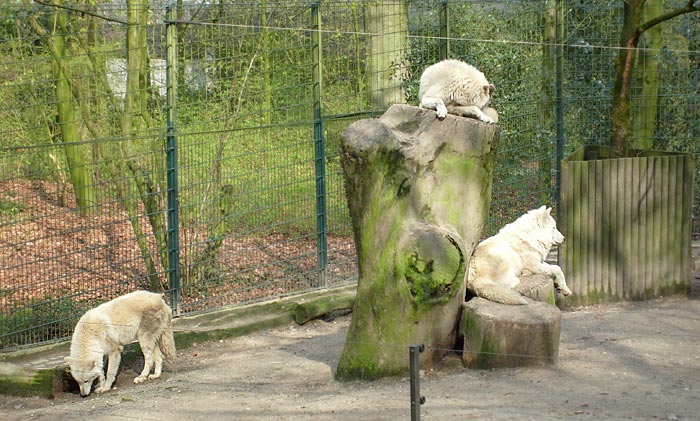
xmin=1 ymin=296 xmax=699 ymax=420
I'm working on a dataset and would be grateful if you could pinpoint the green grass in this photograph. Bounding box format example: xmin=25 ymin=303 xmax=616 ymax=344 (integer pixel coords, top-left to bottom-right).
xmin=0 ymin=198 xmax=24 ymax=216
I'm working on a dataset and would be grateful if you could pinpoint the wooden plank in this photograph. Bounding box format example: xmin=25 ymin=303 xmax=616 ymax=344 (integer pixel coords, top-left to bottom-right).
xmin=649 ymin=158 xmax=663 ymax=295
xmin=681 ymin=155 xmax=694 ymax=284
xmin=560 ymin=159 xmax=570 ymax=296
xmin=606 ymin=154 xmax=624 ymax=298
xmin=581 ymin=160 xmax=590 ymax=297
xmin=640 ymin=158 xmax=656 ymax=298
xmin=669 ymin=156 xmax=680 ymax=287
xmin=660 ymin=156 xmax=671 ymax=289
xmin=629 ymin=156 xmax=641 ymax=299
xmin=595 ymin=159 xmax=606 ymax=297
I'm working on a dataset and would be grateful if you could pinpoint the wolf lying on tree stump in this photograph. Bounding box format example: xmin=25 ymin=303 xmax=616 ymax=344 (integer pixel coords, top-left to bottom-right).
xmin=336 ymin=104 xmax=499 ymax=380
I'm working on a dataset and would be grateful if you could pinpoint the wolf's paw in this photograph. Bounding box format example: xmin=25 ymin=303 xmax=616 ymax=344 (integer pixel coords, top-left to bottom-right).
xmin=480 ymin=115 xmax=495 ymax=124
xmin=436 ymin=105 xmax=448 ymax=119
xmin=134 ymin=376 xmax=147 ymax=384
xmin=95 ymin=386 xmax=111 ymax=394
xmin=556 ymin=284 xmax=572 ymax=296
xmin=147 ymin=374 xmax=160 ymax=380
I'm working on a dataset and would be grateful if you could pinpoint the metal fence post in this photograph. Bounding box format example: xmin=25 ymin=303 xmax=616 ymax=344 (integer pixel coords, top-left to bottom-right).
xmin=554 ymin=0 xmax=565 ymax=210
xmin=311 ymin=1 xmax=328 ymax=288
xmin=165 ymin=4 xmax=181 ymax=314
xmin=409 ymin=344 xmax=425 ymax=421
xmin=439 ymin=0 xmax=450 ymax=60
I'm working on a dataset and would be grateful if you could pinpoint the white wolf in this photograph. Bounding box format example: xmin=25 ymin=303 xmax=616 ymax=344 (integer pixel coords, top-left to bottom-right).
xmin=64 ymin=290 xmax=176 ymax=397
xmin=418 ymin=59 xmax=497 ymax=123
xmin=467 ymin=206 xmax=572 ymax=305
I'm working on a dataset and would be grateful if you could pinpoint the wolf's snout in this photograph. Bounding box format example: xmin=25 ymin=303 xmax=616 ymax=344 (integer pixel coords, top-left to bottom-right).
xmin=553 ymin=229 xmax=565 ymax=245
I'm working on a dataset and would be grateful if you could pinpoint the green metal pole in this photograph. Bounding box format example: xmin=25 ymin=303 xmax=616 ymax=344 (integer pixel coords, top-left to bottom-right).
xmin=554 ymin=0 xmax=564 ymax=210
xmin=312 ymin=1 xmax=328 ymax=287
xmin=166 ymin=4 xmax=181 ymax=314
xmin=409 ymin=344 xmax=425 ymax=421
xmin=439 ymin=0 xmax=450 ymax=60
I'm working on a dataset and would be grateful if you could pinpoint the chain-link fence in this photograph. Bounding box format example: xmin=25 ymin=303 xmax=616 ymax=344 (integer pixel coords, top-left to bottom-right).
xmin=1 ymin=0 xmax=699 ymax=350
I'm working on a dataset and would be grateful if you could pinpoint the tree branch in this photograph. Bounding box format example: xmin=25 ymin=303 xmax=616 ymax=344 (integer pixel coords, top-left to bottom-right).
xmin=637 ymin=0 xmax=699 ymax=36
xmin=32 ymin=0 xmax=128 ymax=25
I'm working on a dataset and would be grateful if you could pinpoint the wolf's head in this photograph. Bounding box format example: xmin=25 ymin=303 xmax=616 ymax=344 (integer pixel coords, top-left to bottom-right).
xmin=481 ymin=84 xmax=495 ymax=107
xmin=532 ymin=205 xmax=564 ymax=247
xmin=65 ymin=355 xmax=104 ymax=397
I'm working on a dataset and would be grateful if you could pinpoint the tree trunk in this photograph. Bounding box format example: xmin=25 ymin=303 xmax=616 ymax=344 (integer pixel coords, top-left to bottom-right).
xmin=336 ymin=104 xmax=499 ymax=379
xmin=122 ymin=0 xmax=165 ymax=290
xmin=610 ymin=0 xmax=644 ymax=157
xmin=364 ymin=0 xmax=409 ymax=109
xmin=26 ymin=0 xmax=97 ymax=215
xmin=609 ymin=0 xmax=699 ymax=157
xmin=631 ymin=0 xmax=662 ymax=150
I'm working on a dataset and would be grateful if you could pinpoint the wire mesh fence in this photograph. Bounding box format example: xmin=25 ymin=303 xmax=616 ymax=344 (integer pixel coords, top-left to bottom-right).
xmin=1 ymin=0 xmax=699 ymax=350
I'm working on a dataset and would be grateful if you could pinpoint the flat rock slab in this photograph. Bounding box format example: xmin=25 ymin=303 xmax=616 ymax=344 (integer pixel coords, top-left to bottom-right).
xmin=460 ymin=297 xmax=561 ymax=368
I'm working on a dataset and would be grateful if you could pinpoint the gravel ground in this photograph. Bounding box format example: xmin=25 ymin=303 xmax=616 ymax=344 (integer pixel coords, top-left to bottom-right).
xmin=1 ymin=296 xmax=699 ymax=420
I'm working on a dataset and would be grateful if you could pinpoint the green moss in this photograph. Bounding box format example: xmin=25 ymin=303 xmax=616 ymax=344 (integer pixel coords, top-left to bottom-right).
xmin=336 ymin=343 xmax=406 ymax=380
xmin=174 ymin=313 xmax=293 ymax=349
xmin=0 ymin=368 xmax=56 ymax=398
xmin=652 ymin=280 xmax=690 ymax=298
xmin=404 ymin=253 xmax=434 ymax=303
xmin=461 ymin=311 xmax=497 ymax=369
xmin=546 ymin=289 xmax=556 ymax=305
xmin=403 ymin=250 xmax=462 ymax=305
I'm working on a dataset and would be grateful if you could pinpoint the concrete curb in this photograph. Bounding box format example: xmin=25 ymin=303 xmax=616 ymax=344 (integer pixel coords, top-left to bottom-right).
xmin=0 ymin=285 xmax=356 ymax=398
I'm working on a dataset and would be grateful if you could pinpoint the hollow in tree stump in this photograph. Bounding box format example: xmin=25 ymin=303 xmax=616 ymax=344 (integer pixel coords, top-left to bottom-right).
xmin=336 ymin=104 xmax=500 ymax=379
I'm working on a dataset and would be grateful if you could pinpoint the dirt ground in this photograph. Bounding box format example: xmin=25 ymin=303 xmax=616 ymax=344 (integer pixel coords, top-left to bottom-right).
xmin=1 ymin=295 xmax=699 ymax=420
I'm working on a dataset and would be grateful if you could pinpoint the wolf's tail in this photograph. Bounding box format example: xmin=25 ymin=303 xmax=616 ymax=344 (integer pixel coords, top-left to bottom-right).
xmin=468 ymin=279 xmax=528 ymax=305
xmin=156 ymin=297 xmax=177 ymax=359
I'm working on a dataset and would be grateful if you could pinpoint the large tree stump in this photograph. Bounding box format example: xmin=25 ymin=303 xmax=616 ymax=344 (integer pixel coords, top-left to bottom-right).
xmin=461 ymin=298 xmax=561 ymax=368
xmin=336 ymin=104 xmax=499 ymax=379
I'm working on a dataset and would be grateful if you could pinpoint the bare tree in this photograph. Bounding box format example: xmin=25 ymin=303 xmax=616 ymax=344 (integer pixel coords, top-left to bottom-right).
xmin=25 ymin=0 xmax=98 ymax=215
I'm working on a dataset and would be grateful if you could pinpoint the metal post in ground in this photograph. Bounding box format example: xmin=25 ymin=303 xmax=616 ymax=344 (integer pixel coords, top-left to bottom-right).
xmin=439 ymin=0 xmax=450 ymax=60
xmin=409 ymin=344 xmax=425 ymax=421
xmin=165 ymin=3 xmax=181 ymax=315
xmin=554 ymin=0 xmax=565 ymax=210
xmin=311 ymin=1 xmax=328 ymax=288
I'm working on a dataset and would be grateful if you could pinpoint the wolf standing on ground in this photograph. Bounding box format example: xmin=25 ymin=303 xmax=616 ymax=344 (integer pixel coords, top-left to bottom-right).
xmin=467 ymin=206 xmax=573 ymax=305
xmin=64 ymin=290 xmax=176 ymax=397
xmin=418 ymin=59 xmax=497 ymax=123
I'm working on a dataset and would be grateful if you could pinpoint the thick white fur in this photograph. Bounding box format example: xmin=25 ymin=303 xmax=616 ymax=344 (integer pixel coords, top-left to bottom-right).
xmin=64 ymin=291 xmax=176 ymax=396
xmin=418 ymin=59 xmax=497 ymax=123
xmin=467 ymin=206 xmax=572 ymax=305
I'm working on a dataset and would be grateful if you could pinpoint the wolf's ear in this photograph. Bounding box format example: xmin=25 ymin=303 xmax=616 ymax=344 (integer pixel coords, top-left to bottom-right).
xmin=546 ymin=206 xmax=552 ymax=214
xmin=488 ymin=84 xmax=495 ymax=95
